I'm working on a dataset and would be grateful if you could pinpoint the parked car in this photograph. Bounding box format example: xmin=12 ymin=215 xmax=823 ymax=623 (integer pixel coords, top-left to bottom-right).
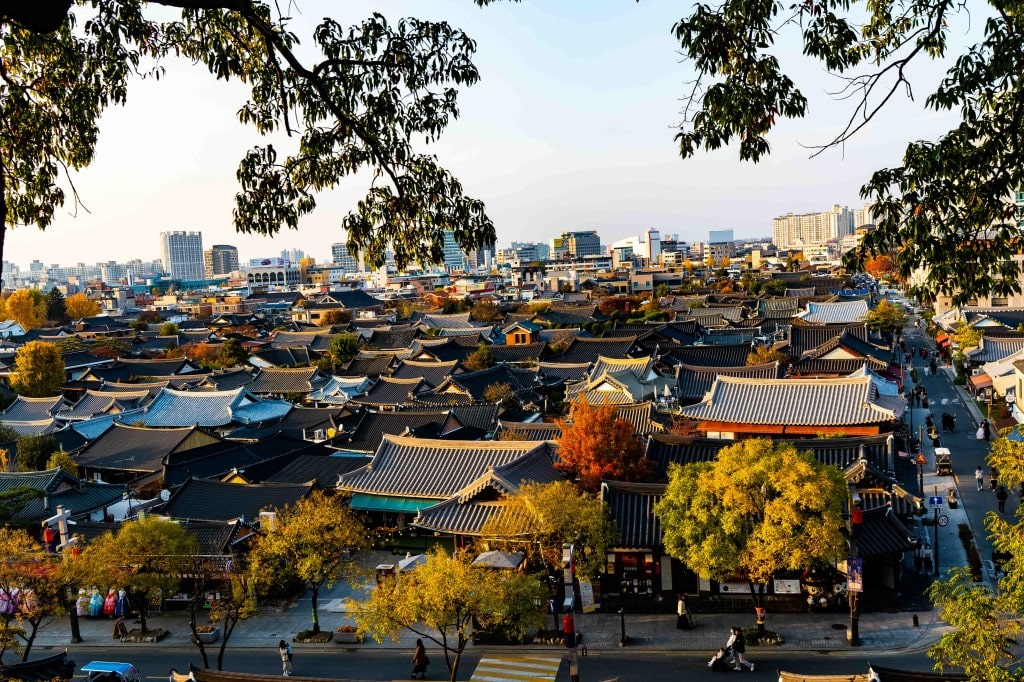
xmin=81 ymin=662 xmax=141 ymax=682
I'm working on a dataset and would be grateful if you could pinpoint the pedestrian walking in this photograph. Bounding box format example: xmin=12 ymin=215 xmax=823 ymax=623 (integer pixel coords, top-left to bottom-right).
xmin=279 ymin=640 xmax=293 ymax=677
xmin=922 ymin=544 xmax=933 ymax=573
xmin=991 ymin=469 xmax=999 ymax=491
xmin=976 ymin=466 xmax=985 ymax=491
xmin=411 ymin=638 xmax=429 ymax=680
xmin=676 ymin=594 xmax=693 ymax=629
xmin=983 ymin=419 xmax=992 ymax=441
xmin=997 ymin=485 xmax=1009 ymax=513
xmin=913 ymin=542 xmax=923 ymax=573
xmin=725 ymin=626 xmax=755 ymax=672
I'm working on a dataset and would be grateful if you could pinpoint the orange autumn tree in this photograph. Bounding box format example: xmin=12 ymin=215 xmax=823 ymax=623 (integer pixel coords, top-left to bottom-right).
xmin=863 ymin=254 xmax=895 ymax=280
xmin=555 ymin=397 xmax=652 ymax=492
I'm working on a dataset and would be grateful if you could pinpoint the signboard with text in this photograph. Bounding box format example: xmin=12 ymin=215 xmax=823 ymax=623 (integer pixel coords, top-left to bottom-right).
xmin=847 ymin=558 xmax=863 ymax=593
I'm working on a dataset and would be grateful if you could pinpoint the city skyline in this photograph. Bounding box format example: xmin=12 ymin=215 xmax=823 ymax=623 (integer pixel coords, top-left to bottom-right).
xmin=3 ymin=1 xmax=976 ymax=267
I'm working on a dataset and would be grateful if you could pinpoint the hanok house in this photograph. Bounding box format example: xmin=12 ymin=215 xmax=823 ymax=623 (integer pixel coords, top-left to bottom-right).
xmin=336 ymin=435 xmax=556 ymax=553
xmin=678 ymin=375 xmax=906 ymax=438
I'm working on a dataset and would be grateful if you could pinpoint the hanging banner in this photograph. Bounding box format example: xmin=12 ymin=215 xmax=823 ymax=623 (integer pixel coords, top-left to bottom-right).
xmin=847 ymin=558 xmax=863 ymax=593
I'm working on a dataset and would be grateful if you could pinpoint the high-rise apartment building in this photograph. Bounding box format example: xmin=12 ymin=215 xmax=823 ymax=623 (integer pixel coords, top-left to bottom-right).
xmin=771 ymin=205 xmax=855 ymax=250
xmin=331 ymin=242 xmax=362 ymax=274
xmin=160 ymin=231 xmax=205 ymax=281
xmin=204 ymin=244 xmax=239 ymax=278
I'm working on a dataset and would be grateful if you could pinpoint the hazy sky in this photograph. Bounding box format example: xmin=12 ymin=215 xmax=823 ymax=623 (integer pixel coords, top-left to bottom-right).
xmin=5 ymin=0 xmax=978 ymax=268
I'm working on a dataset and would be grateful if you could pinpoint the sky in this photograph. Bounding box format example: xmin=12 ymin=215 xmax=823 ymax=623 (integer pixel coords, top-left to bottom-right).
xmin=4 ymin=0 xmax=981 ymax=269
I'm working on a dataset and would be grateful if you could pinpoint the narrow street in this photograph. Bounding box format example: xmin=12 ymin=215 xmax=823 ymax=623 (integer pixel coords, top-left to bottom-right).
xmin=902 ymin=318 xmax=1007 ymax=586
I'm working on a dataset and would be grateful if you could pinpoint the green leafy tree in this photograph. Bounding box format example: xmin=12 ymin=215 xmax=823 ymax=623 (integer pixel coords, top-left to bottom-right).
xmin=0 ymin=3 xmax=494 ymax=272
xmin=746 ymin=345 xmax=785 ymax=366
xmin=355 ymin=548 xmax=545 ymax=682
xmin=248 ymin=490 xmax=368 ymax=634
xmin=463 ymin=345 xmax=495 ymax=372
xmin=129 ymin=319 xmax=149 ymax=333
xmin=188 ymin=565 xmax=258 ymax=670
xmin=4 ymin=290 xmax=47 ymax=331
xmin=482 ymin=381 xmax=515 ymax=408
xmin=470 ymin=299 xmax=501 ymax=323
xmin=555 ymin=397 xmax=652 ymax=492
xmin=862 ymin=298 xmax=909 ymax=336
xmin=479 ymin=480 xmax=617 ymax=581
xmin=45 ymin=288 xmax=67 ymax=325
xmin=159 ymin=322 xmax=179 ymax=336
xmin=216 ymin=338 xmax=249 ymax=367
xmin=46 ymin=449 xmax=78 ymax=477
xmin=15 ymin=435 xmax=59 ymax=472
xmin=81 ymin=516 xmax=198 ymax=633
xmin=317 ymin=309 xmax=351 ymax=327
xmin=88 ymin=336 xmax=131 ymax=359
xmin=655 ymin=438 xmax=846 ymax=608
xmin=0 ymin=487 xmax=43 ymax=525
xmin=326 ymin=333 xmax=361 ymax=370
xmin=10 ymin=341 xmax=64 ymax=397
xmin=955 ymin=319 xmax=983 ymax=352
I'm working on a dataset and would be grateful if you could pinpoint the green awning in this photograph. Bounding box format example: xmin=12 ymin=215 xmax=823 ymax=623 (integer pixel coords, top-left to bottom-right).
xmin=349 ymin=493 xmax=438 ymax=513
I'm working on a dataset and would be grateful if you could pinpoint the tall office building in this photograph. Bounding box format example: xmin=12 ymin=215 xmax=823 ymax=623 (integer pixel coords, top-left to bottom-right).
xmin=160 ymin=231 xmax=205 ymax=281
xmin=331 ymin=242 xmax=362 ymax=274
xmin=771 ymin=205 xmax=854 ymax=250
xmin=204 ymin=244 xmax=239 ymax=278
xmin=562 ymin=230 xmax=601 ymax=258
xmin=707 ymin=229 xmax=735 ymax=263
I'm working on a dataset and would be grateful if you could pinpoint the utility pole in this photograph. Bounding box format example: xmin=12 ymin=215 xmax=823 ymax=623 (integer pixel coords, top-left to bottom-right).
xmin=562 ymin=544 xmax=580 ymax=682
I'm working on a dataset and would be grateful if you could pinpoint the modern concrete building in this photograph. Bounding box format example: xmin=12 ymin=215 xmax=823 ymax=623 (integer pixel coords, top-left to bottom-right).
xmin=610 ymin=228 xmax=661 ymax=267
xmin=772 ymin=205 xmax=855 ymax=250
xmin=562 ymin=230 xmax=601 ymax=258
xmin=331 ymin=242 xmax=362 ymax=274
xmin=707 ymin=229 xmax=735 ymax=264
xmin=204 ymin=244 xmax=239 ymax=278
xmin=160 ymin=231 xmax=205 ymax=281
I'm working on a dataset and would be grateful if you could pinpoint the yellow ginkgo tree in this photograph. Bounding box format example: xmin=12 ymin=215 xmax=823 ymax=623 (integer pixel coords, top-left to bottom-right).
xmin=655 ymin=438 xmax=846 ymax=613
xmin=248 ymin=490 xmax=369 ymax=635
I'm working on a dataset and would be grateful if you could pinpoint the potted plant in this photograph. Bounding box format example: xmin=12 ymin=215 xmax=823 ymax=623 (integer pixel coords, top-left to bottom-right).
xmin=195 ymin=624 xmax=221 ymax=644
xmin=335 ymin=624 xmax=362 ymax=644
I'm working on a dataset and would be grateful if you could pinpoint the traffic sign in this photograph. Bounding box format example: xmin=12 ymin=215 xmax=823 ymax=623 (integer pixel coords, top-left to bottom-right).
xmin=928 ymin=496 xmax=943 ymax=506
xmin=938 ymin=515 xmax=949 ymax=527
xmin=915 ymin=454 xmax=928 ymax=465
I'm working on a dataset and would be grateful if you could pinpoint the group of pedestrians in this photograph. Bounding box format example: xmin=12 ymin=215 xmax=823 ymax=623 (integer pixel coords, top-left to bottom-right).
xmin=279 ymin=638 xmax=431 ymax=679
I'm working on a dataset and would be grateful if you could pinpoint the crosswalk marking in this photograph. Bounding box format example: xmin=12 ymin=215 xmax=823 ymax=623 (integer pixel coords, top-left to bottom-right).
xmin=470 ymin=655 xmax=563 ymax=682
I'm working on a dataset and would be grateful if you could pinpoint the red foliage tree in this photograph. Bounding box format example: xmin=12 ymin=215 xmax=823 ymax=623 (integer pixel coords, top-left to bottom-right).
xmin=555 ymin=397 xmax=652 ymax=491
xmin=863 ymin=254 xmax=895 ymax=279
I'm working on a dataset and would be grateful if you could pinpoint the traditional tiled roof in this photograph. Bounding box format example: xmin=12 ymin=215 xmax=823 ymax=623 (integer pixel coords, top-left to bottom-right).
xmin=966 ymin=335 xmax=1024 ymax=364
xmin=249 ymin=347 xmax=316 ymax=368
xmin=644 ymin=435 xmax=729 ymax=479
xmin=0 ymin=651 xmax=74 ymax=682
xmin=135 ymin=388 xmax=292 ymax=427
xmin=696 ymin=306 xmax=745 ymax=323
xmin=600 ymin=480 xmax=666 ymax=548
xmin=245 ymin=367 xmax=330 ymax=395
xmin=488 ymin=342 xmax=548 ymax=365
xmin=557 ymin=336 xmax=638 ymax=364
xmin=415 ymin=312 xmax=478 ymax=329
xmin=497 ymin=420 xmax=562 ymax=440
xmin=390 ymin=360 xmax=458 ymax=387
xmin=365 ymin=328 xmax=420 ymax=350
xmin=116 ymin=357 xmax=204 ymax=376
xmin=1 ymin=395 xmax=66 ymax=421
xmin=791 ymin=358 xmax=886 ymax=376
xmin=679 ymin=376 xmax=905 ymax=425
xmin=341 ymin=354 xmax=394 ymax=377
xmin=338 ymin=434 xmax=554 ymax=501
xmin=272 ymin=330 xmax=329 ymax=349
xmin=76 ymin=423 xmax=220 ymax=472
xmin=266 ymin=453 xmax=369 ymax=487
xmin=857 ymin=506 xmax=915 ymax=558
xmin=846 ymin=365 xmax=902 ymax=396
xmin=0 ymin=467 xmax=126 ymax=522
xmin=590 ymin=356 xmax=654 ymax=383
xmin=660 ymin=343 xmax=752 ymax=368
xmin=411 ymin=451 xmax=563 ymax=537
xmin=56 ymin=389 xmax=152 ymax=422
xmin=682 ymin=312 xmax=727 ymax=328
xmin=537 ymin=361 xmax=591 ymax=382
xmin=757 ymin=298 xmax=800 ymax=318
xmin=786 ymin=323 xmax=868 ymax=357
xmin=202 ymin=368 xmax=258 ymax=391
xmin=62 ymin=350 xmax=115 ymax=370
xmin=163 ymin=478 xmax=314 ymax=522
xmin=351 ymin=376 xmax=426 ymax=407
xmin=449 ymin=364 xmax=539 ymax=401
xmin=533 ymin=305 xmax=599 ymax=327
xmin=800 ymin=300 xmax=870 ymax=324
xmin=335 ymin=408 xmax=450 ymax=453
xmin=676 ymin=362 xmax=782 ymax=402
xmin=845 ymin=456 xmax=922 ymax=518
xmin=162 ymin=434 xmax=332 ymax=486
xmin=318 ymin=289 xmax=381 ymax=309
xmin=306 ymin=376 xmax=374 ymax=404
xmin=803 ymin=331 xmax=893 ymax=365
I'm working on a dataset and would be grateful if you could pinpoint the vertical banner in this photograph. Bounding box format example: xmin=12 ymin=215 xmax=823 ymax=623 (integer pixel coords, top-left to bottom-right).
xmin=848 ymin=558 xmax=863 ymax=593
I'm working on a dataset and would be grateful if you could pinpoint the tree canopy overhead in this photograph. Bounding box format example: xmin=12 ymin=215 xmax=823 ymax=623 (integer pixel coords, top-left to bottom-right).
xmin=1 ymin=1 xmax=495 ymax=271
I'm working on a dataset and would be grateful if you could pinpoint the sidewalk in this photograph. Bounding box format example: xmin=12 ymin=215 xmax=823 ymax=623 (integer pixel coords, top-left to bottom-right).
xmin=32 ymin=602 xmax=949 ymax=654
